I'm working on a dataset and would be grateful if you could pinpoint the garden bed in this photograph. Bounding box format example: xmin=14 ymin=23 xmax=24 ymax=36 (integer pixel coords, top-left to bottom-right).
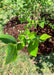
xmin=3 ymin=16 xmax=54 ymax=55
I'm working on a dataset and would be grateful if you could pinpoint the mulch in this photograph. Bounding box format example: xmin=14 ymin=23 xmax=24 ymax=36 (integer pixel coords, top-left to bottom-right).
xmin=3 ymin=16 xmax=54 ymax=55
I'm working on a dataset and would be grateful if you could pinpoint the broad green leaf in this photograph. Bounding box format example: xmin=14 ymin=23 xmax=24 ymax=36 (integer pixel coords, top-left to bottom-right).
xmin=5 ymin=43 xmax=17 ymax=65
xmin=27 ymin=39 xmax=39 ymax=57
xmin=17 ymin=42 xmax=25 ymax=51
xmin=0 ymin=34 xmax=17 ymax=44
xmin=39 ymin=22 xmax=45 ymax=28
xmin=40 ymin=34 xmax=51 ymax=41
xmin=24 ymin=29 xmax=30 ymax=35
xmin=28 ymin=32 xmax=37 ymax=40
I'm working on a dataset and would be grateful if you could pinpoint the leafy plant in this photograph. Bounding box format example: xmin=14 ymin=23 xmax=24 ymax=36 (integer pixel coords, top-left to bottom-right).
xmin=0 ymin=32 xmax=51 ymax=65
xmin=2 ymin=0 xmax=52 ymax=22
xmin=26 ymin=17 xmax=45 ymax=28
xmin=49 ymin=23 xmax=54 ymax=29
xmin=0 ymin=0 xmax=53 ymax=65
xmin=0 ymin=0 xmax=54 ymax=26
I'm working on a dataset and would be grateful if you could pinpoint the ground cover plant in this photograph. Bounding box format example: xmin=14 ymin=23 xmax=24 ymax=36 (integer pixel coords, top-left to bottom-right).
xmin=0 ymin=0 xmax=54 ymax=24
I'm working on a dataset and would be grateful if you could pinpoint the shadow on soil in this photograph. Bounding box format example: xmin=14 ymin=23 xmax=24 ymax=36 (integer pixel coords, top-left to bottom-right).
xmin=30 ymin=52 xmax=54 ymax=75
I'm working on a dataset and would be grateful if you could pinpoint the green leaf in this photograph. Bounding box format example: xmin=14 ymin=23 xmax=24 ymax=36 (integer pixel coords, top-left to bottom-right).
xmin=34 ymin=19 xmax=38 ymax=28
xmin=31 ymin=20 xmax=34 ymax=24
xmin=39 ymin=22 xmax=45 ymax=28
xmin=27 ymin=39 xmax=39 ymax=57
xmin=24 ymin=29 xmax=30 ymax=35
xmin=17 ymin=42 xmax=25 ymax=51
xmin=5 ymin=43 xmax=17 ymax=65
xmin=18 ymin=34 xmax=26 ymax=45
xmin=27 ymin=17 xmax=31 ymax=22
xmin=24 ymin=26 xmax=27 ymax=29
xmin=40 ymin=34 xmax=51 ymax=41
xmin=18 ymin=34 xmax=26 ymax=41
xmin=27 ymin=23 xmax=31 ymax=28
xmin=0 ymin=34 xmax=17 ymax=44
xmin=50 ymin=24 xmax=54 ymax=29
xmin=35 ymin=20 xmax=38 ymax=24
xmin=28 ymin=32 xmax=36 ymax=40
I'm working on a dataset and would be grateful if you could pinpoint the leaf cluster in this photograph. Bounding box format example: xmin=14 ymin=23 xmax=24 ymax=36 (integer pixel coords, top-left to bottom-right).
xmin=0 ymin=0 xmax=53 ymax=65
xmin=0 ymin=32 xmax=51 ymax=64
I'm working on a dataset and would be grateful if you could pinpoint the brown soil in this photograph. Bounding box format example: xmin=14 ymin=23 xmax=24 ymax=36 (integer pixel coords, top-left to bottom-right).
xmin=3 ymin=16 xmax=54 ymax=55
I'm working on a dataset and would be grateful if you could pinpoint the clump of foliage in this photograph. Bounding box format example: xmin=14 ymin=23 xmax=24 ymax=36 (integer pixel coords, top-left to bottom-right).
xmin=0 ymin=0 xmax=54 ymax=26
xmin=0 ymin=32 xmax=51 ymax=65
xmin=0 ymin=0 xmax=53 ymax=65
xmin=0 ymin=0 xmax=53 ymax=23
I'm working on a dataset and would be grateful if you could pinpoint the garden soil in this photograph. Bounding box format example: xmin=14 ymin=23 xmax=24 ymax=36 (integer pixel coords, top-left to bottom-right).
xmin=3 ymin=16 xmax=54 ymax=55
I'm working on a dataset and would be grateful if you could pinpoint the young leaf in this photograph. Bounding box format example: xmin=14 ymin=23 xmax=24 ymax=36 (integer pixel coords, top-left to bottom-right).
xmin=24 ymin=29 xmax=30 ymax=35
xmin=39 ymin=22 xmax=44 ymax=28
xmin=18 ymin=34 xmax=26 ymax=40
xmin=0 ymin=34 xmax=17 ymax=44
xmin=35 ymin=20 xmax=38 ymax=24
xmin=40 ymin=34 xmax=51 ymax=41
xmin=27 ymin=23 xmax=31 ymax=28
xmin=27 ymin=39 xmax=39 ymax=57
xmin=27 ymin=17 xmax=31 ymax=22
xmin=28 ymin=32 xmax=37 ymax=40
xmin=17 ymin=43 xmax=25 ymax=51
xmin=5 ymin=43 xmax=17 ymax=65
xmin=18 ymin=34 xmax=26 ymax=45
xmin=34 ymin=20 xmax=38 ymax=28
xmin=31 ymin=20 xmax=34 ymax=24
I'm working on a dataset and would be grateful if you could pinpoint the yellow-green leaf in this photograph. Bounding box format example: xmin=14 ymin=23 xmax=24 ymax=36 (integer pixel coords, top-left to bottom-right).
xmin=40 ymin=34 xmax=51 ymax=41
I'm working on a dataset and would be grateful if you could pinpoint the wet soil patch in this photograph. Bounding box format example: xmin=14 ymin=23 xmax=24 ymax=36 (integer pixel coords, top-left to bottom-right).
xmin=3 ymin=16 xmax=54 ymax=55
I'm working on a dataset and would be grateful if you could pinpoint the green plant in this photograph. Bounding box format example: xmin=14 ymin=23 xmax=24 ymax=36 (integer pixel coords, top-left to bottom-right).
xmin=40 ymin=0 xmax=54 ymax=18
xmin=49 ymin=23 xmax=54 ymax=29
xmin=0 ymin=30 xmax=51 ymax=65
xmin=2 ymin=0 xmax=52 ymax=23
xmin=26 ymin=17 xmax=45 ymax=28
xmin=0 ymin=0 xmax=53 ymax=26
xmin=0 ymin=25 xmax=54 ymax=75
xmin=0 ymin=0 xmax=53 ymax=65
